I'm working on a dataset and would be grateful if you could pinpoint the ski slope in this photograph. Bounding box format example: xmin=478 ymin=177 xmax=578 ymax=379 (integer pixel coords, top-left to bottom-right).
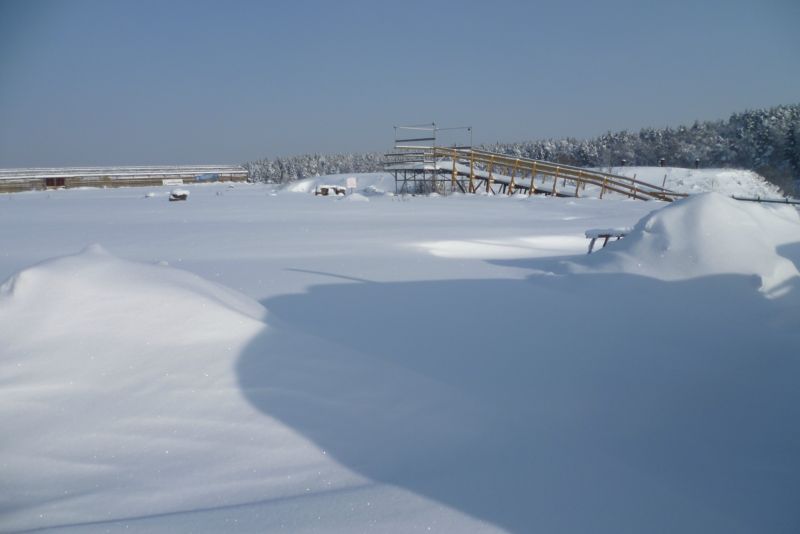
xmin=1 ymin=177 xmax=799 ymax=533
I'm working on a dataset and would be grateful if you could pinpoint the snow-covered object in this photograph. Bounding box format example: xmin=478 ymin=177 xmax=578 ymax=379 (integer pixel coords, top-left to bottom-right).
xmin=585 ymin=227 xmax=632 ymax=238
xmin=284 ymin=172 xmax=394 ymax=194
xmin=573 ymin=193 xmax=800 ymax=293
xmin=169 ymin=188 xmax=190 ymax=201
xmin=314 ymin=184 xmax=346 ymax=196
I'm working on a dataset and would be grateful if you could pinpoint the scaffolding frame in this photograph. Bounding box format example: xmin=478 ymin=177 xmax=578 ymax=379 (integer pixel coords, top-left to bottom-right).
xmin=385 ymin=123 xmax=472 ymax=195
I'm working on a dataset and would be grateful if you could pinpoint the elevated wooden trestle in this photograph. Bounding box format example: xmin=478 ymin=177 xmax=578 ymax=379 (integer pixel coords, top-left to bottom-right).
xmin=386 ymin=143 xmax=686 ymax=202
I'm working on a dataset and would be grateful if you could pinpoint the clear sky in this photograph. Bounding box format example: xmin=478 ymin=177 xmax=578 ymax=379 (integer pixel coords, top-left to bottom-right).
xmin=0 ymin=0 xmax=798 ymax=167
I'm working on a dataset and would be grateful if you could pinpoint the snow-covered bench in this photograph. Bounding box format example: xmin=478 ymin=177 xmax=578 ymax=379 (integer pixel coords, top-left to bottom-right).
xmin=585 ymin=227 xmax=630 ymax=254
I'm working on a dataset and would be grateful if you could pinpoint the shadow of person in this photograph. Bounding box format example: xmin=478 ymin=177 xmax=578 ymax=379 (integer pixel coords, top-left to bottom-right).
xmin=237 ymin=266 xmax=800 ymax=533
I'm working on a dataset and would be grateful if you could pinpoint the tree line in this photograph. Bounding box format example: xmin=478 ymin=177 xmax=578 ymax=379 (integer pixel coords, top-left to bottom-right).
xmin=244 ymin=103 xmax=800 ymax=193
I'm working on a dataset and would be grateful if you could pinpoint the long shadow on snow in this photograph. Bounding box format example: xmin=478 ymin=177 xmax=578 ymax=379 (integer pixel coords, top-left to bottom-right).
xmin=237 ymin=260 xmax=800 ymax=533
xmin=777 ymin=241 xmax=800 ymax=270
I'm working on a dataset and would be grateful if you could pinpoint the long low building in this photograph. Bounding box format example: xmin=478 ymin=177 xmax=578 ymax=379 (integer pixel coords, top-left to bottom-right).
xmin=0 ymin=165 xmax=249 ymax=193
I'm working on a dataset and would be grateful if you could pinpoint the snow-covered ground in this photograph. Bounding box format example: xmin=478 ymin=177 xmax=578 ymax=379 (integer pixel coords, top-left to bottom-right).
xmin=1 ymin=174 xmax=799 ymax=533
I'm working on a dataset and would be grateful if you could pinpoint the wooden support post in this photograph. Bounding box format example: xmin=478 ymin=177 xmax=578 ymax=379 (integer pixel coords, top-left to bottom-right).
xmin=600 ymin=178 xmax=607 ymax=199
xmin=575 ymin=170 xmax=582 ymax=198
xmin=451 ymin=149 xmax=458 ymax=192
xmin=508 ymin=159 xmax=519 ymax=195
xmin=551 ymin=167 xmax=559 ymax=196
xmin=469 ymin=152 xmax=475 ymax=193
xmin=487 ymin=156 xmax=495 ymax=194
xmin=528 ymin=162 xmax=537 ymax=196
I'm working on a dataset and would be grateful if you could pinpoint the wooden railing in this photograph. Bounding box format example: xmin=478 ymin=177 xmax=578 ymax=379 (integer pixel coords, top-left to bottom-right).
xmin=385 ymin=146 xmax=686 ymax=201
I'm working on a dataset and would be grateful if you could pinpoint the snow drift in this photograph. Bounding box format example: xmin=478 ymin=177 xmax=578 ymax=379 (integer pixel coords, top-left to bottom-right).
xmin=0 ymin=246 xmax=293 ymax=530
xmin=571 ymin=193 xmax=800 ymax=293
xmin=606 ymin=166 xmax=785 ymax=198
xmin=0 ymin=244 xmax=264 ymax=322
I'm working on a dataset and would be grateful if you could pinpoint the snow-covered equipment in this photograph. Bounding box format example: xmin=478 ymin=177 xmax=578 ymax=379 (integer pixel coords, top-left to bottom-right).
xmin=314 ymin=185 xmax=346 ymax=196
xmin=169 ymin=189 xmax=190 ymax=201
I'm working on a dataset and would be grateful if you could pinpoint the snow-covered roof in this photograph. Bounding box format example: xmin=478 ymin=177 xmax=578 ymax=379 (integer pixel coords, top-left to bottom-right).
xmin=0 ymin=165 xmax=248 ymax=181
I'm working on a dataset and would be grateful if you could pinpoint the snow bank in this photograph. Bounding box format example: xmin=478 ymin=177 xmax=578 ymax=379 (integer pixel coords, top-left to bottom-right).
xmin=0 ymin=244 xmax=264 ymax=321
xmin=340 ymin=192 xmax=369 ymax=202
xmin=572 ymin=193 xmax=800 ymax=293
xmin=0 ymin=246 xmax=304 ymax=530
xmin=606 ymin=166 xmax=784 ymax=198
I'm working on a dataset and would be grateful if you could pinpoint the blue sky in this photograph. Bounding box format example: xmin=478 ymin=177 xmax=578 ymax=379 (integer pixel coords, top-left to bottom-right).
xmin=0 ymin=0 xmax=798 ymax=166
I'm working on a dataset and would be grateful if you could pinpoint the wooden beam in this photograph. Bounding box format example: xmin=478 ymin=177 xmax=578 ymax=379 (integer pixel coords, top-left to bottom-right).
xmin=528 ymin=162 xmax=537 ymax=196
xmin=451 ymin=149 xmax=458 ymax=191
xmin=486 ymin=156 xmax=495 ymax=194
xmin=508 ymin=158 xmax=520 ymax=195
xmin=552 ymin=166 xmax=559 ymax=196
xmin=469 ymin=153 xmax=475 ymax=193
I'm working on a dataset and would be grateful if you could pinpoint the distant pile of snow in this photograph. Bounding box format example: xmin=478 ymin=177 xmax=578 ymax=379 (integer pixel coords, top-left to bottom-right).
xmin=571 ymin=193 xmax=800 ymax=293
xmin=606 ymin=166 xmax=784 ymax=198
xmin=341 ymin=192 xmax=369 ymax=202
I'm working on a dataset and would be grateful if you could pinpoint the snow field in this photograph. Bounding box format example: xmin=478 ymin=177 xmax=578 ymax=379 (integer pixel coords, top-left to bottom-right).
xmin=1 ymin=176 xmax=799 ymax=533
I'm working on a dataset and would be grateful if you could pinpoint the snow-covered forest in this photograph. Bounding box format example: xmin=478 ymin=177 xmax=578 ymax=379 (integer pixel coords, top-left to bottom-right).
xmin=244 ymin=103 xmax=800 ymax=192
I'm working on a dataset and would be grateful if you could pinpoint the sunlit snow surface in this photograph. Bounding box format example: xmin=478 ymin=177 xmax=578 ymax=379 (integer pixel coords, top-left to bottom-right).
xmin=1 ymin=175 xmax=799 ymax=533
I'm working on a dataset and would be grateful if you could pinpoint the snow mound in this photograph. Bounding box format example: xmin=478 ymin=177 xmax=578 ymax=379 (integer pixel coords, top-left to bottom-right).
xmin=340 ymin=192 xmax=369 ymax=202
xmin=606 ymin=166 xmax=784 ymax=197
xmin=361 ymin=184 xmax=386 ymax=196
xmin=0 ymin=245 xmax=271 ymax=530
xmin=0 ymin=244 xmax=264 ymax=322
xmin=573 ymin=193 xmax=800 ymax=293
